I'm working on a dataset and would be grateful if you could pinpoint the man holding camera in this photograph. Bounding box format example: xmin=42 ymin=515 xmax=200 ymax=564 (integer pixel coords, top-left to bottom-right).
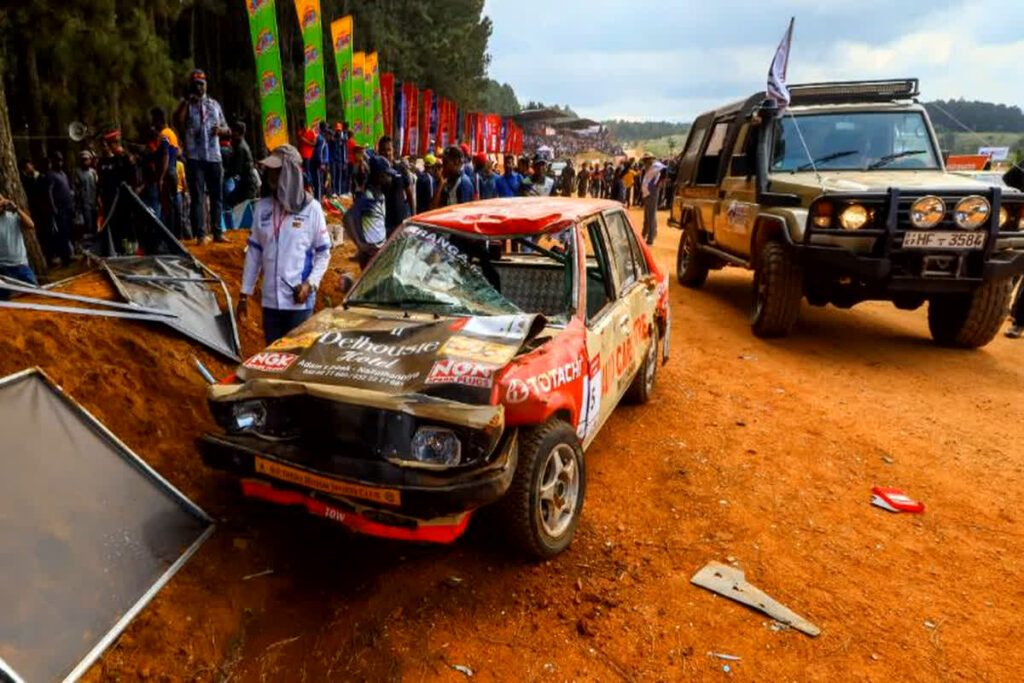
xmin=0 ymin=194 xmax=38 ymax=297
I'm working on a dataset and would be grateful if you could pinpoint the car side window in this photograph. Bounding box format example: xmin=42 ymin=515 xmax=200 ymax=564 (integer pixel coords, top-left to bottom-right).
xmin=581 ymin=217 xmax=616 ymax=323
xmin=603 ymin=211 xmax=645 ymax=296
xmin=727 ymin=123 xmax=757 ymax=178
xmin=695 ymin=120 xmax=730 ymax=185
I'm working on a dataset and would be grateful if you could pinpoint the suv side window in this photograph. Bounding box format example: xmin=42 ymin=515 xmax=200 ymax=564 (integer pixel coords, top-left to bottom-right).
xmin=695 ymin=120 xmax=730 ymax=185
xmin=679 ymin=120 xmax=711 ymax=182
xmin=603 ymin=210 xmax=646 ymax=295
xmin=727 ymin=123 xmax=757 ymax=178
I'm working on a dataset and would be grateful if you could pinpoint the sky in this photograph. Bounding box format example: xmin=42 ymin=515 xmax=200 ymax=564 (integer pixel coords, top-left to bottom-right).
xmin=483 ymin=0 xmax=1024 ymax=122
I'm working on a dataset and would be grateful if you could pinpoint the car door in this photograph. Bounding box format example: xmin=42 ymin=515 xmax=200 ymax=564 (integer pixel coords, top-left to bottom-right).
xmin=713 ymin=122 xmax=759 ymax=256
xmin=692 ymin=119 xmax=732 ymax=241
xmin=601 ymin=209 xmax=655 ymax=402
xmin=578 ymin=215 xmax=621 ymax=447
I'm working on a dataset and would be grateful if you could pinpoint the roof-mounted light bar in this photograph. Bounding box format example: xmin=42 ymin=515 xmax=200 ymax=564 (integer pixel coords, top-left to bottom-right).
xmin=788 ymin=79 xmax=920 ymax=106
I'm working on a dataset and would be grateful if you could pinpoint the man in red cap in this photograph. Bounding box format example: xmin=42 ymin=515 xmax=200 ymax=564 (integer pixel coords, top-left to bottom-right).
xmin=472 ymin=153 xmax=497 ymax=200
xmin=174 ymin=69 xmax=230 ymax=244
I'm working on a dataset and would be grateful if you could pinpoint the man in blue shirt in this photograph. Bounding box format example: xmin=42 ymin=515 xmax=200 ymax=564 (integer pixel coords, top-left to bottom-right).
xmin=173 ymin=69 xmax=230 ymax=244
xmin=495 ymin=153 xmax=522 ymax=197
xmin=431 ymin=146 xmax=475 ymax=208
xmin=0 ymin=193 xmax=38 ymax=297
xmin=473 ymin=154 xmax=498 ymax=200
xmin=416 ymin=155 xmax=437 ymax=215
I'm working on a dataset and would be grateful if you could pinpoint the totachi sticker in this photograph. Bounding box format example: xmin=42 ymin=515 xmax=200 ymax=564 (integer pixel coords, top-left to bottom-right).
xmin=243 ymin=351 xmax=298 ymax=372
xmin=426 ymin=359 xmax=498 ymax=388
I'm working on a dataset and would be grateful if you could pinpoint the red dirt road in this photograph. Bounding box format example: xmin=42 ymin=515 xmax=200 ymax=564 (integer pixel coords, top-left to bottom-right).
xmin=4 ymin=209 xmax=1023 ymax=681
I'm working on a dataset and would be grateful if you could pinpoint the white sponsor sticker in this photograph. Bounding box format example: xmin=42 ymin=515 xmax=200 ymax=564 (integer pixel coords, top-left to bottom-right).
xmin=426 ymin=359 xmax=499 ymax=388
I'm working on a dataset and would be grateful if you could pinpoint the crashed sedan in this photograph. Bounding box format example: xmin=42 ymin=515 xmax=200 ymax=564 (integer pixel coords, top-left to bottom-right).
xmin=200 ymin=197 xmax=670 ymax=558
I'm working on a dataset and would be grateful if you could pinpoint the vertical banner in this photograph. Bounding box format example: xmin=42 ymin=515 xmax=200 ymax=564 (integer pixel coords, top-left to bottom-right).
xmin=408 ymin=85 xmax=419 ymax=157
xmin=363 ymin=51 xmax=375 ymax=147
xmin=430 ymin=97 xmax=439 ymax=151
xmin=449 ymin=104 xmax=458 ymax=148
xmin=487 ymin=115 xmax=502 ymax=153
xmin=293 ymin=0 xmax=326 ymax=128
xmin=475 ymin=113 xmax=486 ymax=154
xmin=400 ymin=82 xmax=413 ymax=155
xmin=437 ymin=99 xmax=448 ymax=148
xmin=245 ymin=0 xmax=289 ymax=151
xmin=462 ymin=112 xmax=472 ymax=151
xmin=381 ymin=72 xmax=395 ymax=146
xmin=351 ymin=52 xmax=365 ymax=144
xmin=420 ymin=90 xmax=432 ymax=156
xmin=329 ymin=16 xmax=354 ymax=130
xmin=368 ymin=52 xmax=383 ymax=145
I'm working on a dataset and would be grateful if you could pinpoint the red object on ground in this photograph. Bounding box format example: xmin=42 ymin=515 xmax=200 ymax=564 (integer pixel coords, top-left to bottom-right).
xmin=240 ymin=479 xmax=473 ymax=544
xmin=871 ymin=486 xmax=925 ymax=513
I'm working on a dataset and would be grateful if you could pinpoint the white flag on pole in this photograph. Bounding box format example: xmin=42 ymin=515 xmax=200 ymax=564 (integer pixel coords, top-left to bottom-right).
xmin=767 ymin=18 xmax=795 ymax=112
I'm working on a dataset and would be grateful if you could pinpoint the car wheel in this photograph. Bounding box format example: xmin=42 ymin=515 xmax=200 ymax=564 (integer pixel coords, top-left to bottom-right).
xmin=625 ymin=329 xmax=659 ymax=404
xmin=927 ymin=277 xmax=1013 ymax=348
xmin=496 ymin=419 xmax=585 ymax=559
xmin=676 ymin=221 xmax=709 ymax=288
xmin=750 ymin=241 xmax=803 ymax=338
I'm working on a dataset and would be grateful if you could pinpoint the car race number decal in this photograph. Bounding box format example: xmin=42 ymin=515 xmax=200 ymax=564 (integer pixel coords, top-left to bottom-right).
xmin=255 ymin=456 xmax=401 ymax=506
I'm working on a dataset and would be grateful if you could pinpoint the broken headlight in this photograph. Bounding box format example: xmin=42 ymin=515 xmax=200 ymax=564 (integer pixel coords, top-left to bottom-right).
xmin=230 ymin=400 xmax=267 ymax=432
xmin=405 ymin=427 xmax=462 ymax=468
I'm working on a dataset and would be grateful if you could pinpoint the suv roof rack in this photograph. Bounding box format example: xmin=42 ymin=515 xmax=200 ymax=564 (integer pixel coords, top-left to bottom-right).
xmin=789 ymin=79 xmax=919 ymax=106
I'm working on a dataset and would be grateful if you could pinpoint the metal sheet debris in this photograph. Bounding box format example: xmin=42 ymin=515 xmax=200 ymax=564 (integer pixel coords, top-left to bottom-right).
xmin=691 ymin=561 xmax=821 ymax=637
xmin=0 ymin=368 xmax=213 ymax=682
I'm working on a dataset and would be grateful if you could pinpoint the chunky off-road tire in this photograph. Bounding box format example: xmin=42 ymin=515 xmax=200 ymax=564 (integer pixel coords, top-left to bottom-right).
xmin=624 ymin=329 xmax=659 ymax=404
xmin=676 ymin=221 xmax=710 ymax=288
xmin=750 ymin=241 xmax=803 ymax=338
xmin=496 ymin=419 xmax=585 ymax=559
xmin=927 ymin=278 xmax=1013 ymax=348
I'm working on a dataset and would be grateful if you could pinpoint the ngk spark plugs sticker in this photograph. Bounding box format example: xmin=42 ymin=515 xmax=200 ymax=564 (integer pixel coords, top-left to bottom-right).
xmin=243 ymin=351 xmax=298 ymax=372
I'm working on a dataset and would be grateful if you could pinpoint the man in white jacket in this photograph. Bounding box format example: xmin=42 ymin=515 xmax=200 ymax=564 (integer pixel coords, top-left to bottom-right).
xmin=238 ymin=144 xmax=331 ymax=344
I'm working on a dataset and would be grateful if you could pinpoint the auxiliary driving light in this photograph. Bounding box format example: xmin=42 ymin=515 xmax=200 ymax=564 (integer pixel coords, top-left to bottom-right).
xmin=910 ymin=196 xmax=944 ymax=229
xmin=953 ymin=195 xmax=990 ymax=230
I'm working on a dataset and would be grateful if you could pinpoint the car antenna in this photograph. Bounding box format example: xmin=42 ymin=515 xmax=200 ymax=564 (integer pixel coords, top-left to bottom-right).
xmin=787 ymin=111 xmax=826 ymax=191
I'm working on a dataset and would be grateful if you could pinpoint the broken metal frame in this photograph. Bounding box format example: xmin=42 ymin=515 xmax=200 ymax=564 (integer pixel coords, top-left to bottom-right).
xmin=0 ymin=367 xmax=215 ymax=683
xmin=0 ymin=277 xmax=178 ymax=317
xmin=0 ymin=300 xmax=178 ymax=322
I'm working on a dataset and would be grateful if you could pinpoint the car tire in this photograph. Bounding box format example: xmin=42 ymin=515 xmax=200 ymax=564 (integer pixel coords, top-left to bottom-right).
xmin=625 ymin=329 xmax=659 ymax=404
xmin=495 ymin=419 xmax=585 ymax=560
xmin=750 ymin=241 xmax=803 ymax=338
xmin=927 ymin=277 xmax=1013 ymax=348
xmin=676 ymin=221 xmax=709 ymax=288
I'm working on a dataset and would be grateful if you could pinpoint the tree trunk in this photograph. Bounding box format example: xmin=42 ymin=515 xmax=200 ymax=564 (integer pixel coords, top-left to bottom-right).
xmin=23 ymin=40 xmax=46 ymax=160
xmin=0 ymin=72 xmax=48 ymax=277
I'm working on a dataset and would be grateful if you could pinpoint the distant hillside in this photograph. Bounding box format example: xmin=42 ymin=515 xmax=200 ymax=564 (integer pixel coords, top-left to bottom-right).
xmin=603 ymin=120 xmax=691 ymax=142
xmin=624 ymin=134 xmax=690 ymax=159
xmin=925 ymin=100 xmax=1024 ymax=133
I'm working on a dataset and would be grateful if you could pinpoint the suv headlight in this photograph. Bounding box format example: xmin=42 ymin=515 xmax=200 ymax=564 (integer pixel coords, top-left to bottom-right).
xmin=407 ymin=427 xmax=462 ymax=467
xmin=910 ymin=196 xmax=944 ymax=229
xmin=953 ymin=196 xmax=990 ymax=230
xmin=839 ymin=204 xmax=869 ymax=230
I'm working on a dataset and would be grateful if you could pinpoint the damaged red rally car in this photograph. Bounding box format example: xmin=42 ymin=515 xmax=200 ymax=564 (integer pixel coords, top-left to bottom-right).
xmin=200 ymin=197 xmax=670 ymax=558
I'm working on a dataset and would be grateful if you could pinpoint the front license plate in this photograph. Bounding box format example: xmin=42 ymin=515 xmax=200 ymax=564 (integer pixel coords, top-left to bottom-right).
xmin=254 ymin=456 xmax=402 ymax=506
xmin=902 ymin=231 xmax=986 ymax=250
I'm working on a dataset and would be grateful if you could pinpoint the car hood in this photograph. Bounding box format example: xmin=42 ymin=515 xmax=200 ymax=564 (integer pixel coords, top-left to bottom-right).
xmin=769 ymin=169 xmax=1008 ymax=194
xmin=210 ymin=307 xmax=547 ymax=427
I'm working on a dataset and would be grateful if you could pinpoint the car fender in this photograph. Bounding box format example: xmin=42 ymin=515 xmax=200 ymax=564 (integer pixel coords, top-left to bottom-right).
xmin=495 ymin=320 xmax=588 ymax=433
xmin=751 ymin=210 xmax=804 ymax=261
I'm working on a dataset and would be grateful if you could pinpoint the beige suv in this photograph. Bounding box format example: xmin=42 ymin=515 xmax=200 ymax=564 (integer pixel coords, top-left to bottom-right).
xmin=669 ymin=79 xmax=1024 ymax=348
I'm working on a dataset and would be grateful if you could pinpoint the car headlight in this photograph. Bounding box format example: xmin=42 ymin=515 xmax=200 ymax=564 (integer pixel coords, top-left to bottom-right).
xmin=231 ymin=400 xmax=267 ymax=432
xmin=910 ymin=196 xmax=944 ymax=229
xmin=408 ymin=427 xmax=462 ymax=467
xmin=839 ymin=204 xmax=869 ymax=230
xmin=953 ymin=195 xmax=990 ymax=230
xmin=812 ymin=201 xmax=833 ymax=228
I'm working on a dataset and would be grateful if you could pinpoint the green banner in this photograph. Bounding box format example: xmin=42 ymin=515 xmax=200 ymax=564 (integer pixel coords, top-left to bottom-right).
xmin=363 ymin=51 xmax=375 ymax=147
xmin=293 ymin=0 xmax=327 ymax=128
xmin=352 ymin=52 xmax=366 ymax=145
xmin=370 ymin=52 xmax=383 ymax=143
xmin=245 ymin=0 xmax=289 ymax=150
xmin=330 ymin=16 xmax=354 ymax=130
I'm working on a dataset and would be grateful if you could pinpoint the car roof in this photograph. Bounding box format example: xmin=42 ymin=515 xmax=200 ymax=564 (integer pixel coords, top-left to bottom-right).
xmin=414 ymin=197 xmax=623 ymax=236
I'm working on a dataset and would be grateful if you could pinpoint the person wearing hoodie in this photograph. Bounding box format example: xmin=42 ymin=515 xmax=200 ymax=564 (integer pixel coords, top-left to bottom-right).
xmin=238 ymin=144 xmax=332 ymax=344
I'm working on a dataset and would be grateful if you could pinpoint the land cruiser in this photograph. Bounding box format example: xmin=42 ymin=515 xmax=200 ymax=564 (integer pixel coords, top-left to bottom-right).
xmin=669 ymin=79 xmax=1024 ymax=347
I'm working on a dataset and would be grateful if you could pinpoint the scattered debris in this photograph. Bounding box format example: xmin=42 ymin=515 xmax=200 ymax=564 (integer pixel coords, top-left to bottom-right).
xmin=265 ymin=635 xmax=301 ymax=651
xmin=723 ymin=664 xmax=732 ymax=673
xmin=881 ymin=455 xmax=895 ymax=465
xmin=738 ymin=354 xmax=757 ymax=361
xmin=451 ymin=664 xmax=474 ymax=677
xmin=443 ymin=576 xmax=464 ymax=588
xmin=691 ymin=561 xmax=821 ymax=637
xmin=871 ymin=487 xmax=925 ymax=513
xmin=708 ymin=652 xmax=741 ymax=661
xmin=242 ymin=569 xmax=274 ymax=581
xmin=543 ymin=662 xmax=555 ymax=673
xmin=924 ymin=620 xmax=936 ymax=630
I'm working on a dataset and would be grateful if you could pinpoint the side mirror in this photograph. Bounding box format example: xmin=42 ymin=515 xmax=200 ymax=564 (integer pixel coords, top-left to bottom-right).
xmin=730 ymin=154 xmax=753 ymax=177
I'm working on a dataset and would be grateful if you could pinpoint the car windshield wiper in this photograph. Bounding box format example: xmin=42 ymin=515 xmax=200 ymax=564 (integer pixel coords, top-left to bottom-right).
xmin=795 ymin=150 xmax=859 ymax=172
xmin=867 ymin=150 xmax=928 ymax=170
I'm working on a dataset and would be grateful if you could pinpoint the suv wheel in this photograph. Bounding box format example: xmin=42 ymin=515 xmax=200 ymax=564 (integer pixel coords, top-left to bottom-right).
xmin=496 ymin=419 xmax=585 ymax=559
xmin=625 ymin=330 xmax=659 ymax=404
xmin=927 ymin=278 xmax=1013 ymax=348
xmin=676 ymin=221 xmax=709 ymax=288
xmin=750 ymin=241 xmax=803 ymax=338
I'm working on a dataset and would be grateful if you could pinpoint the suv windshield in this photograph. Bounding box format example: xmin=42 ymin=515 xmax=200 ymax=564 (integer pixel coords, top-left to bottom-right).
xmin=346 ymin=223 xmax=575 ymax=319
xmin=771 ymin=111 xmax=940 ymax=172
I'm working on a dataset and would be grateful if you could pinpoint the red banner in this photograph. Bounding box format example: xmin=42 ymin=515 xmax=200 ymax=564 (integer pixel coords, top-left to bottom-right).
xmin=486 ymin=114 xmax=502 ymax=153
xmin=437 ymin=98 xmax=448 ymax=148
xmin=475 ymin=113 xmax=485 ymax=155
xmin=463 ymin=111 xmax=472 ymax=151
xmin=381 ymin=72 xmax=394 ymax=143
xmin=420 ymin=89 xmax=432 ymax=156
xmin=408 ymin=85 xmax=419 ymax=156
